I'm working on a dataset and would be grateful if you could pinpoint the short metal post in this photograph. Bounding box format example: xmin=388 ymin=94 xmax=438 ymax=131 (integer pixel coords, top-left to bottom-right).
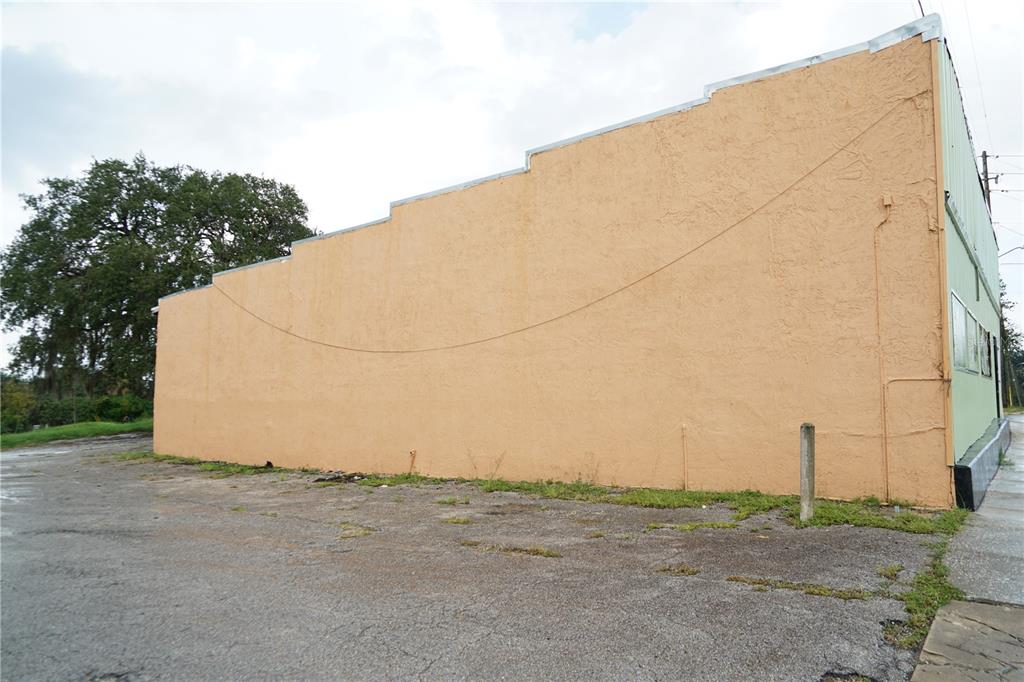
xmin=800 ymin=423 xmax=815 ymax=522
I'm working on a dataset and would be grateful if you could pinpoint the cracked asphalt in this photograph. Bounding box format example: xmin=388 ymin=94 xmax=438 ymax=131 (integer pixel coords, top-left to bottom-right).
xmin=2 ymin=435 xmax=940 ymax=680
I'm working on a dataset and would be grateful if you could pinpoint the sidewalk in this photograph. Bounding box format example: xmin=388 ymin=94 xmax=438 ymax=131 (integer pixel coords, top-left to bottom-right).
xmin=912 ymin=414 xmax=1024 ymax=681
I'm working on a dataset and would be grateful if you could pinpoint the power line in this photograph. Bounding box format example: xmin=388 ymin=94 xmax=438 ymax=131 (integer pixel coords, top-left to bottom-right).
xmin=993 ymin=159 xmax=1024 ymax=172
xmin=211 ymin=93 xmax=923 ymax=355
xmin=961 ymin=0 xmax=994 ymax=151
xmin=996 ymin=224 xmax=1024 ymax=238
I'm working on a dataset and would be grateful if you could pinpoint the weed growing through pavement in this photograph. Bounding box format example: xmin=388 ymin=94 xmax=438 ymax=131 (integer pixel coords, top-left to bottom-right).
xmin=458 ymin=541 xmax=561 ymax=558
xmin=657 ymin=564 xmax=701 ymax=576
xmin=645 ymin=521 xmax=737 ymax=532
xmin=877 ymin=563 xmax=905 ymax=581
xmin=114 ymin=453 xmax=970 ymax=537
xmin=727 ymin=576 xmax=872 ymax=601
xmin=338 ymin=522 xmax=373 ymax=539
xmin=883 ymin=540 xmax=963 ymax=649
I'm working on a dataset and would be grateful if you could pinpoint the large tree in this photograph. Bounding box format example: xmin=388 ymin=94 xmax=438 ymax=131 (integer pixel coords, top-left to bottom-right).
xmin=1 ymin=155 xmax=315 ymax=397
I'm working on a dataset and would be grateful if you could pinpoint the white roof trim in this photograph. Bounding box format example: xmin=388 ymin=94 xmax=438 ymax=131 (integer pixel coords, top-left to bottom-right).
xmin=159 ymin=13 xmax=942 ymax=302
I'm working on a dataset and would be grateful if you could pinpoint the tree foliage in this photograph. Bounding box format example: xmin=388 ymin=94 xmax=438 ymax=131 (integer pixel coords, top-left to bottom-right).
xmin=1 ymin=155 xmax=315 ymax=397
xmin=1001 ymin=282 xmax=1024 ymax=406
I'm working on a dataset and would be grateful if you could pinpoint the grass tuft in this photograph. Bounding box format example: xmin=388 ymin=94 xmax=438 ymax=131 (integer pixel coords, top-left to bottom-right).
xmin=877 ymin=563 xmax=905 ymax=581
xmin=495 ymin=545 xmax=562 ymax=558
xmin=337 ymin=522 xmax=373 ymax=539
xmin=657 ymin=563 xmax=701 ymax=576
xmin=646 ymin=521 xmax=738 ymax=533
xmin=442 ymin=516 xmax=473 ymax=525
xmin=1 ymin=418 xmax=153 ymax=449
xmin=727 ymin=575 xmax=872 ymax=600
xmin=457 ymin=540 xmax=561 ymax=557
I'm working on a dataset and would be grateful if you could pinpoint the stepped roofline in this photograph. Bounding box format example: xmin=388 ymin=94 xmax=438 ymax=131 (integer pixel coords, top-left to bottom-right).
xmin=156 ymin=13 xmax=941 ymax=307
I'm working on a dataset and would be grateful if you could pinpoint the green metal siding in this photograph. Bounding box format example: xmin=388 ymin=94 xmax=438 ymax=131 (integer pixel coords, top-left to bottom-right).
xmin=938 ymin=43 xmax=1000 ymax=460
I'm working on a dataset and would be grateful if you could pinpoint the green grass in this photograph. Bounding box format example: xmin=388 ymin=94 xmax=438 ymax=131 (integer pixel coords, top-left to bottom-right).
xmin=337 ymin=522 xmax=373 ymax=539
xmin=117 ymin=451 xmax=196 ymax=464
xmin=727 ymin=575 xmax=873 ymax=600
xmin=457 ymin=540 xmax=561 ymax=557
xmin=356 ymin=472 xmax=450 ymax=487
xmin=108 ymin=452 xmax=971 ymax=538
xmin=1 ymin=418 xmax=153 ymax=449
xmin=877 ymin=563 xmax=905 ymax=581
xmin=884 ymin=540 xmax=964 ymax=649
xmin=1003 ymin=404 xmax=1024 ymax=414
xmin=471 ymin=478 xmax=796 ymax=520
xmin=646 ymin=521 xmax=738 ymax=532
xmin=494 ymin=545 xmax=562 ymax=558
xmin=115 ymin=451 xmax=276 ymax=476
xmin=792 ymin=502 xmax=968 ymax=535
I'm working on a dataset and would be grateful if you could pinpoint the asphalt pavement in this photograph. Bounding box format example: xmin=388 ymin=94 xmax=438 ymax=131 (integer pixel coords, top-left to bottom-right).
xmin=2 ymin=435 xmax=940 ymax=681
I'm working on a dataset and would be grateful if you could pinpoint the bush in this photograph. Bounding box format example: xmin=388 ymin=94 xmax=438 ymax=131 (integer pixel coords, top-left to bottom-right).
xmin=0 ymin=390 xmax=153 ymax=433
xmin=0 ymin=378 xmax=36 ymax=433
xmin=94 ymin=395 xmax=151 ymax=422
xmin=33 ymin=396 xmax=97 ymax=428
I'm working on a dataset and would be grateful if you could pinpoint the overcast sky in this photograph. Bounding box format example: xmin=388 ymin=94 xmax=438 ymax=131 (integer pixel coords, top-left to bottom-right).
xmin=2 ymin=0 xmax=1022 ymax=366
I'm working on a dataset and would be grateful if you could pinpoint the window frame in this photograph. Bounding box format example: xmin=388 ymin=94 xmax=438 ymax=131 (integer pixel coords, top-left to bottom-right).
xmin=951 ymin=293 xmax=969 ymax=372
xmin=980 ymin=326 xmax=993 ymax=378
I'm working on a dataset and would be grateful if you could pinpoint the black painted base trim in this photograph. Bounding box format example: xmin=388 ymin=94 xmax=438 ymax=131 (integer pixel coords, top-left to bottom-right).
xmin=953 ymin=418 xmax=1010 ymax=510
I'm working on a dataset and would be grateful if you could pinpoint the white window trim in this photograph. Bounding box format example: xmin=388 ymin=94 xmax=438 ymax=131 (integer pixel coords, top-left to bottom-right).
xmin=951 ymin=291 xmax=982 ymax=375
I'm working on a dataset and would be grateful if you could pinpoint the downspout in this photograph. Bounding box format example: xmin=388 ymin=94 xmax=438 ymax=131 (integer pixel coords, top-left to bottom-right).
xmin=872 ymin=199 xmax=893 ymax=501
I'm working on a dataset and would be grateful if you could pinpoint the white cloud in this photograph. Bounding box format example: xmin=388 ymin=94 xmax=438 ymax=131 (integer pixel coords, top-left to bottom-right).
xmin=2 ymin=0 xmax=1022 ymax=362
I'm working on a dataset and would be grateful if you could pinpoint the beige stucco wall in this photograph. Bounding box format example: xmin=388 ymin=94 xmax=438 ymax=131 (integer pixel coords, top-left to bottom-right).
xmin=154 ymin=36 xmax=955 ymax=506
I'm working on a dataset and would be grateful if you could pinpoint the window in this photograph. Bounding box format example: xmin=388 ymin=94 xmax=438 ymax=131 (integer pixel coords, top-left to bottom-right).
xmin=952 ymin=294 xmax=968 ymax=370
xmin=952 ymin=294 xmax=982 ymax=373
xmin=966 ymin=313 xmax=979 ymax=372
xmin=980 ymin=328 xmax=992 ymax=377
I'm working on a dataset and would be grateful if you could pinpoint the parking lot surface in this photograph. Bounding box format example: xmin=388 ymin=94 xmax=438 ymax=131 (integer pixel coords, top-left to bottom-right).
xmin=2 ymin=436 xmax=934 ymax=680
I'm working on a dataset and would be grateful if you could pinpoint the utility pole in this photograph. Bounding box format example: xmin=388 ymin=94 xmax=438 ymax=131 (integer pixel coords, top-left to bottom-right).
xmin=982 ymin=151 xmax=992 ymax=208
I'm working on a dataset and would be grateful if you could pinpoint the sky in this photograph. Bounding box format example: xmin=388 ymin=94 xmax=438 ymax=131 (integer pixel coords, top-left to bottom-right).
xmin=1 ymin=0 xmax=1022 ymax=366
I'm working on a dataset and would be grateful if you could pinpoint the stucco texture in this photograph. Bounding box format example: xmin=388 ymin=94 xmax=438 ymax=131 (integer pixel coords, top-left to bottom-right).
xmin=154 ymin=36 xmax=954 ymax=506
